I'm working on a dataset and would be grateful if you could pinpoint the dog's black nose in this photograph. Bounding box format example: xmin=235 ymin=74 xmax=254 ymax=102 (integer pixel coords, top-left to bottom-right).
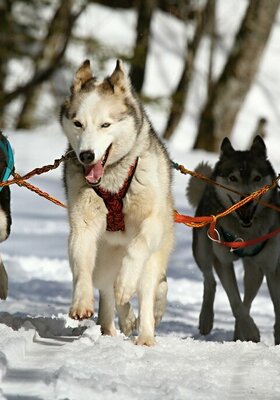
xmin=79 ymin=151 xmax=95 ymax=164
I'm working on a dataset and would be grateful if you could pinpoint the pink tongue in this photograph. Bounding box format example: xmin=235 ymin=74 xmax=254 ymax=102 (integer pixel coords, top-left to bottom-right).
xmin=85 ymin=160 xmax=104 ymax=184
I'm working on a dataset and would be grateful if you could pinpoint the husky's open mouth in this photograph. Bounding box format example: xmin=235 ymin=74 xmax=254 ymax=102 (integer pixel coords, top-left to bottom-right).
xmin=84 ymin=144 xmax=112 ymax=186
xmin=228 ymin=195 xmax=258 ymax=228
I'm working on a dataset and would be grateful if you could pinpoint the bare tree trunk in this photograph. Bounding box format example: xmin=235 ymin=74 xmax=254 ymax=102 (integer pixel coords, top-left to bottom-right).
xmin=0 ymin=0 xmax=12 ymax=127
xmin=163 ymin=5 xmax=207 ymax=140
xmin=207 ymin=0 xmax=216 ymax=97
xmin=130 ymin=0 xmax=157 ymax=93
xmin=193 ymin=0 xmax=280 ymax=152
xmin=16 ymin=0 xmax=85 ymax=129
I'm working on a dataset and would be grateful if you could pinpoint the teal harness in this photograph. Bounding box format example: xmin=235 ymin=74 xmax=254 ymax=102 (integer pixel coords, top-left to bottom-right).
xmin=0 ymin=132 xmax=14 ymax=191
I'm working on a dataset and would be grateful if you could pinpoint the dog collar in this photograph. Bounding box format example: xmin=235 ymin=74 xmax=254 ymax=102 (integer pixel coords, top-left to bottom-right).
xmin=220 ymin=227 xmax=268 ymax=257
xmin=92 ymin=158 xmax=138 ymax=232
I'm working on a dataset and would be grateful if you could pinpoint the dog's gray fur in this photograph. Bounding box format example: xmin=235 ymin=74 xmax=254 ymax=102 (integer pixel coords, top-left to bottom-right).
xmin=187 ymin=136 xmax=280 ymax=344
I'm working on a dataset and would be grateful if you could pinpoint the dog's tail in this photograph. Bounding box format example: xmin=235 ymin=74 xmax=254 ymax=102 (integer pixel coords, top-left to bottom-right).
xmin=186 ymin=162 xmax=213 ymax=207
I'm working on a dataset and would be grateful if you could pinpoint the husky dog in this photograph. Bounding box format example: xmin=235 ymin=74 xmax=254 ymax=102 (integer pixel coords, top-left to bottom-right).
xmin=61 ymin=60 xmax=174 ymax=345
xmin=187 ymin=136 xmax=280 ymax=344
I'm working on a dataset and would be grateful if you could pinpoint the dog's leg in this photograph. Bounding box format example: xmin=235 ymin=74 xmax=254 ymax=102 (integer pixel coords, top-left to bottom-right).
xmin=154 ymin=276 xmax=168 ymax=327
xmin=265 ymin=270 xmax=280 ymax=345
xmin=233 ymin=263 xmax=263 ymax=341
xmin=199 ymin=270 xmax=216 ymax=335
xmin=213 ymin=256 xmax=260 ymax=342
xmin=136 ymin=251 xmax=164 ymax=346
xmin=0 ymin=257 xmax=8 ymax=300
xmin=98 ymin=289 xmax=117 ymax=336
xmin=0 ymin=187 xmax=12 ymax=243
xmin=243 ymin=262 xmax=263 ymax=313
xmin=193 ymin=228 xmax=216 ymax=335
xmin=114 ymin=215 xmax=164 ymax=306
xmin=69 ymin=227 xmax=98 ymax=320
xmin=116 ymin=303 xmax=137 ymax=337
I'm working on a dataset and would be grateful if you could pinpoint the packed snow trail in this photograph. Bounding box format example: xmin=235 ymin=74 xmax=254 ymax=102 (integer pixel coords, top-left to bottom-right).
xmin=0 ymin=129 xmax=279 ymax=399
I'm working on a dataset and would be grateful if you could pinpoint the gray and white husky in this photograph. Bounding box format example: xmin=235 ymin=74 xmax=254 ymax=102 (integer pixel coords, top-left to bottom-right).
xmin=187 ymin=136 xmax=280 ymax=344
xmin=61 ymin=60 xmax=174 ymax=345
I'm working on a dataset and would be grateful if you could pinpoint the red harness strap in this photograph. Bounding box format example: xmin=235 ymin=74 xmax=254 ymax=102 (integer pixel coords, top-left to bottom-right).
xmin=92 ymin=158 xmax=138 ymax=232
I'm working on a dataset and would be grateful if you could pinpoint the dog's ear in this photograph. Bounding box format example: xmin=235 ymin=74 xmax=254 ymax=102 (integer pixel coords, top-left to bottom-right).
xmin=250 ymin=135 xmax=267 ymax=158
xmin=71 ymin=59 xmax=93 ymax=94
xmin=108 ymin=60 xmax=130 ymax=93
xmin=220 ymin=137 xmax=234 ymax=156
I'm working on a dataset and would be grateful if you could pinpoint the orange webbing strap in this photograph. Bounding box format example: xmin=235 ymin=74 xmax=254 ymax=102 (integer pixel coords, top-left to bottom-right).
xmin=208 ymin=226 xmax=280 ymax=250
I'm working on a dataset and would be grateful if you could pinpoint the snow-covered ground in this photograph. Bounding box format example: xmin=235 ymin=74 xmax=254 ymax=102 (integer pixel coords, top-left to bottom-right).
xmin=0 ymin=126 xmax=279 ymax=400
xmin=1 ymin=1 xmax=280 ymax=399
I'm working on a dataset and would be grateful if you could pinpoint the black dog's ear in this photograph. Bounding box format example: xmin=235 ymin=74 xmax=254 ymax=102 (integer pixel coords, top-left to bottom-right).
xmin=250 ymin=135 xmax=267 ymax=158
xmin=220 ymin=137 xmax=234 ymax=156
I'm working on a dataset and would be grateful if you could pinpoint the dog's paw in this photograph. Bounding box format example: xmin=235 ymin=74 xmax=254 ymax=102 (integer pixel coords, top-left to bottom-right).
xmin=199 ymin=307 xmax=214 ymax=335
xmin=136 ymin=335 xmax=156 ymax=346
xmin=114 ymin=273 xmax=137 ymax=306
xmin=119 ymin=313 xmax=137 ymax=337
xmin=69 ymin=300 xmax=94 ymax=320
xmin=100 ymin=326 xmax=117 ymax=336
xmin=234 ymin=316 xmax=260 ymax=342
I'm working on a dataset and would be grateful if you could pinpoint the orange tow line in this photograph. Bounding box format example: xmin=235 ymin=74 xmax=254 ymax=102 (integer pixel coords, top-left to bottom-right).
xmin=1 ymin=153 xmax=280 ymax=251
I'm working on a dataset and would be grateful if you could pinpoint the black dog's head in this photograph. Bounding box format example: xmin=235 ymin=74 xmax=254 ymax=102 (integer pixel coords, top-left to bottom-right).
xmin=213 ymin=136 xmax=276 ymax=227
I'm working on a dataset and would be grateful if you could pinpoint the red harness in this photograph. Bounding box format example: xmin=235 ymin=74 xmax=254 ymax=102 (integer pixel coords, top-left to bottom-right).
xmin=92 ymin=158 xmax=138 ymax=231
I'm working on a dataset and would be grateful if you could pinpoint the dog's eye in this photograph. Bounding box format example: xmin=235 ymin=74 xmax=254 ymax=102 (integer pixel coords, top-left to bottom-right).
xmin=229 ymin=175 xmax=238 ymax=182
xmin=74 ymin=120 xmax=83 ymax=128
xmin=253 ymin=175 xmax=262 ymax=182
xmin=101 ymin=122 xmax=111 ymax=128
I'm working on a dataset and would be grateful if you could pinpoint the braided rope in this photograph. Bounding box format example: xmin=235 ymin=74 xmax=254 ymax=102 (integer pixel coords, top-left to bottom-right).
xmin=0 ymin=152 xmax=75 ymax=208
xmin=172 ymin=161 xmax=280 ymax=213
xmin=175 ymin=177 xmax=280 ymax=229
xmin=0 ymin=154 xmax=279 ymax=241
xmin=13 ymin=172 xmax=67 ymax=208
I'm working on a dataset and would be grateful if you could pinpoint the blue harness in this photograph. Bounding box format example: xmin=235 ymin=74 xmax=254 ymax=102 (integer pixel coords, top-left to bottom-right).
xmin=0 ymin=132 xmax=14 ymax=191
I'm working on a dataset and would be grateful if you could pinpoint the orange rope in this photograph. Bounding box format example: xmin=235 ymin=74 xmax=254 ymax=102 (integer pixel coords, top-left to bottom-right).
xmin=175 ymin=177 xmax=280 ymax=232
xmin=13 ymin=173 xmax=67 ymax=208
xmin=0 ymin=153 xmax=74 ymax=208
xmin=1 ymin=154 xmax=279 ymax=240
xmin=172 ymin=161 xmax=280 ymax=213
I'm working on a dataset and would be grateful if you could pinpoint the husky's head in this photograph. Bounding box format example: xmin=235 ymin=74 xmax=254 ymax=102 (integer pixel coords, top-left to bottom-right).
xmin=214 ymin=136 xmax=276 ymax=228
xmin=61 ymin=60 xmax=142 ymax=186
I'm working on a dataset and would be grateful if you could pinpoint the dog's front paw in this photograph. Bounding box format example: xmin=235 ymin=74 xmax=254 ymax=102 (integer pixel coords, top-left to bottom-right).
xmin=199 ymin=307 xmax=214 ymax=335
xmin=234 ymin=316 xmax=260 ymax=342
xmin=115 ymin=273 xmax=137 ymax=306
xmin=69 ymin=299 xmax=94 ymax=320
xmin=136 ymin=335 xmax=156 ymax=346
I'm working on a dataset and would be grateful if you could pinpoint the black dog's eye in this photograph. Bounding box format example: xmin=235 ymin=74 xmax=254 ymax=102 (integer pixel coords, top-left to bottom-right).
xmin=74 ymin=120 xmax=83 ymax=128
xmin=101 ymin=122 xmax=111 ymax=128
xmin=229 ymin=175 xmax=238 ymax=182
xmin=253 ymin=175 xmax=262 ymax=182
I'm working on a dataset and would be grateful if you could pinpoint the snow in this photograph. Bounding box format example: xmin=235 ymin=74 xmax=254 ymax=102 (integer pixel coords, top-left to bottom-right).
xmin=0 ymin=125 xmax=279 ymax=399
xmin=1 ymin=1 xmax=280 ymax=399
